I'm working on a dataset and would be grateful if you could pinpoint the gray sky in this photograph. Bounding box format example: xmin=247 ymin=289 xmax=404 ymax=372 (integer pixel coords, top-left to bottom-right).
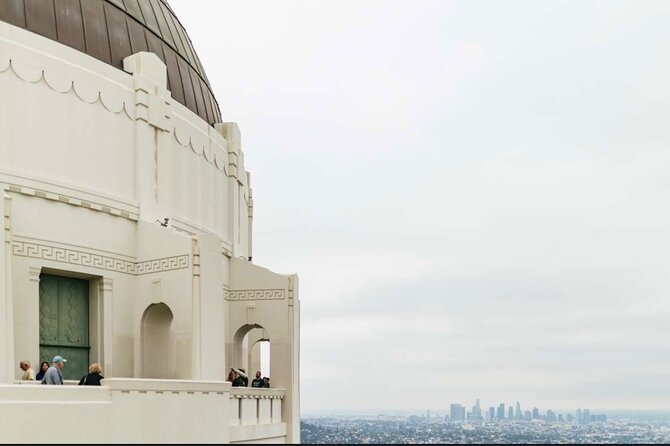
xmin=170 ymin=0 xmax=670 ymax=413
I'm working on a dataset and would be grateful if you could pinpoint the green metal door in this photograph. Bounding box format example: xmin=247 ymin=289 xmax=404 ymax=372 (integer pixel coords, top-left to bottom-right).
xmin=39 ymin=274 xmax=89 ymax=381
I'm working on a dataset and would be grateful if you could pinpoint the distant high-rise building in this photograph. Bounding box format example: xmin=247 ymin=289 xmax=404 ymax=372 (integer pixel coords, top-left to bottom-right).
xmin=546 ymin=410 xmax=557 ymax=422
xmin=576 ymin=409 xmax=582 ymax=424
xmin=450 ymin=404 xmax=466 ymax=422
xmin=468 ymin=399 xmax=483 ymax=421
xmin=489 ymin=407 xmax=496 ymax=421
xmin=515 ymin=401 xmax=522 ymax=420
xmin=566 ymin=413 xmax=574 ymax=423
xmin=508 ymin=406 xmax=514 ymax=419
xmin=593 ymin=414 xmax=607 ymax=422
xmin=497 ymin=403 xmax=505 ymax=419
xmin=558 ymin=414 xmax=564 ymax=423
xmin=524 ymin=410 xmax=532 ymax=421
xmin=583 ymin=409 xmax=591 ymax=424
xmin=426 ymin=410 xmax=430 ymax=420
xmin=474 ymin=399 xmax=482 ymax=415
xmin=532 ymin=407 xmax=540 ymax=419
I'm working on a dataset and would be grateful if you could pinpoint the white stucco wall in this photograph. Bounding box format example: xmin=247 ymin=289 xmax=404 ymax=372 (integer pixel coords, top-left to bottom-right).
xmin=0 ymin=18 xmax=300 ymax=444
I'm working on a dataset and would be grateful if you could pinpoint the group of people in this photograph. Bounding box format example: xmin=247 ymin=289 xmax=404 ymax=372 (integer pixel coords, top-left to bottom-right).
xmin=22 ymin=357 xmax=269 ymax=388
xmin=227 ymin=368 xmax=270 ymax=388
xmin=19 ymin=357 xmax=104 ymax=386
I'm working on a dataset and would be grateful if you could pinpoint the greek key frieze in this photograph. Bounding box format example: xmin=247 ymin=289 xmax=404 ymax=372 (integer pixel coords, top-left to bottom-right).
xmin=12 ymin=240 xmax=189 ymax=276
xmin=226 ymin=289 xmax=286 ymax=301
xmin=135 ymin=255 xmax=190 ymax=275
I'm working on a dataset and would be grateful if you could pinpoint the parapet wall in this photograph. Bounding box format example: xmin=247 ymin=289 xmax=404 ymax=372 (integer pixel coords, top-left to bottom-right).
xmin=1 ymin=379 xmax=286 ymax=443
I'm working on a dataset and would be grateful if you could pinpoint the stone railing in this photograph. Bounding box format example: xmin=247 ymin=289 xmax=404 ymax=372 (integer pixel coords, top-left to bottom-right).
xmin=229 ymin=387 xmax=287 ymax=443
xmin=3 ymin=379 xmax=289 ymax=443
xmin=0 ymin=379 xmax=232 ymax=443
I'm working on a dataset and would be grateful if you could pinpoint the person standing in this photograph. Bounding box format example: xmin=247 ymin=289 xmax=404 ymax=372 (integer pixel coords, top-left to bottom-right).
xmin=35 ymin=361 xmax=49 ymax=381
xmin=229 ymin=368 xmax=246 ymax=387
xmin=19 ymin=360 xmax=35 ymax=381
xmin=41 ymin=356 xmax=66 ymax=385
xmin=251 ymin=371 xmax=264 ymax=388
xmin=78 ymin=363 xmax=104 ymax=386
xmin=238 ymin=368 xmax=249 ymax=387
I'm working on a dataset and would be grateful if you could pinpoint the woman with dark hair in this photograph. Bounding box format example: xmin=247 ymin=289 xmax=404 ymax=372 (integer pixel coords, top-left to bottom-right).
xmin=227 ymin=368 xmax=246 ymax=387
xmin=35 ymin=361 xmax=49 ymax=381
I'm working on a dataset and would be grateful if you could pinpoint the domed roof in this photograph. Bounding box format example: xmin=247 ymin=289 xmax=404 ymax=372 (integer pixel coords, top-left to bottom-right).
xmin=0 ymin=0 xmax=221 ymax=125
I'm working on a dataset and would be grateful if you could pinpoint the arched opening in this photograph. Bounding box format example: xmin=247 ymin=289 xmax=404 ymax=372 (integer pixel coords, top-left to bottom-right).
xmin=140 ymin=303 xmax=175 ymax=379
xmin=232 ymin=324 xmax=270 ymax=384
xmin=259 ymin=340 xmax=271 ymax=378
xmin=247 ymin=337 xmax=271 ymax=381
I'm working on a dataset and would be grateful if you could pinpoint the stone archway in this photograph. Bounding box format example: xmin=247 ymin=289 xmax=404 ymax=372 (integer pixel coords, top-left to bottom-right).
xmin=232 ymin=324 xmax=269 ymax=376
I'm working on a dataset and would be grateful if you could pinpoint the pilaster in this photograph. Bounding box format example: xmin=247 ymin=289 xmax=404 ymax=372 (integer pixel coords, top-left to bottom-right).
xmin=0 ymin=192 xmax=14 ymax=382
xmin=123 ymin=52 xmax=172 ymax=224
xmin=191 ymin=241 xmax=201 ymax=379
xmin=100 ymin=278 xmax=113 ymax=377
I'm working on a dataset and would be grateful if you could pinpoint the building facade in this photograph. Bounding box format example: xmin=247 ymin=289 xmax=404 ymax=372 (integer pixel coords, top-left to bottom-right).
xmin=0 ymin=0 xmax=299 ymax=443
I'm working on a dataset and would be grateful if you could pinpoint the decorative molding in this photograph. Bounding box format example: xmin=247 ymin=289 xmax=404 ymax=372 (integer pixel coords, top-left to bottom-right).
xmin=229 ymin=389 xmax=285 ymax=400
xmin=221 ymin=242 xmax=233 ymax=258
xmin=3 ymin=193 xmax=11 ymax=244
xmin=28 ymin=266 xmax=41 ymax=282
xmin=135 ymin=256 xmax=190 ymax=275
xmin=100 ymin=277 xmax=113 ymax=293
xmin=12 ymin=239 xmax=190 ymax=276
xmin=172 ymin=120 xmax=228 ymax=173
xmin=4 ymin=182 xmax=139 ymax=222
xmin=246 ymin=305 xmax=256 ymax=325
xmin=0 ymin=58 xmax=135 ymax=120
xmin=224 ymin=289 xmax=286 ymax=302
xmin=287 ymin=275 xmax=296 ymax=307
xmin=192 ymin=246 xmax=201 ymax=278
xmin=13 ymin=240 xmax=135 ymax=274
xmin=151 ymin=280 xmax=161 ymax=303
xmin=1 ymin=30 xmax=230 ymax=176
xmin=1 ymin=56 xmax=229 ymax=176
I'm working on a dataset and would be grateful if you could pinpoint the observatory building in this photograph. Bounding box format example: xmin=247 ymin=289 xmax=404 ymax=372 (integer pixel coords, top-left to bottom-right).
xmin=0 ymin=0 xmax=300 ymax=443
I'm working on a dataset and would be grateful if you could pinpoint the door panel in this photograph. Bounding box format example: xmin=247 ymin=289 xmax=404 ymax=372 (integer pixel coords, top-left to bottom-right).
xmin=39 ymin=275 xmax=89 ymax=381
xmin=39 ymin=276 xmax=59 ymax=345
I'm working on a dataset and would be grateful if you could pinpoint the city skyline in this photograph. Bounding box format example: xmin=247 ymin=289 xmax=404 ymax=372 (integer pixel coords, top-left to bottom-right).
xmin=449 ymin=398 xmax=607 ymax=423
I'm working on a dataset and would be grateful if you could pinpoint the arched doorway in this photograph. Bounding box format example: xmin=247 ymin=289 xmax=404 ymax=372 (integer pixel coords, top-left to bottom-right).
xmin=232 ymin=324 xmax=270 ymax=381
xmin=140 ymin=303 xmax=175 ymax=379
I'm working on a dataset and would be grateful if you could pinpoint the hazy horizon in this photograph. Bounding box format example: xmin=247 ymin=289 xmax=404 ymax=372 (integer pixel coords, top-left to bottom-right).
xmin=171 ymin=0 xmax=670 ymax=413
xmin=301 ymin=408 xmax=670 ymax=417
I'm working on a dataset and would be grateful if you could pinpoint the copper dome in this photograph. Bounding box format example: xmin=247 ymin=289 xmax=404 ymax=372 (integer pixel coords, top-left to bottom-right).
xmin=0 ymin=0 xmax=221 ymax=125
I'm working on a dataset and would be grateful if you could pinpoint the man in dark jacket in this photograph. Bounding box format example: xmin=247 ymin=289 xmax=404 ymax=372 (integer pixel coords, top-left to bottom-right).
xmin=251 ymin=371 xmax=264 ymax=388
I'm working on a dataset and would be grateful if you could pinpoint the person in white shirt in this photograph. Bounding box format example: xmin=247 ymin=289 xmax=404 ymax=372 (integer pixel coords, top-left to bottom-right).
xmin=19 ymin=360 xmax=36 ymax=381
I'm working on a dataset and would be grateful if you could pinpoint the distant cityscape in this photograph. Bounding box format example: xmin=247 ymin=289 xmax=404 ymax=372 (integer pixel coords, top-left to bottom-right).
xmin=301 ymin=403 xmax=670 ymax=444
xmin=446 ymin=399 xmax=607 ymax=424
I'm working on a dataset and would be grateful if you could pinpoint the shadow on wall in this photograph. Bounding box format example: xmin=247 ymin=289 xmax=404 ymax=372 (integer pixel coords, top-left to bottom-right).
xmin=141 ymin=303 xmax=175 ymax=379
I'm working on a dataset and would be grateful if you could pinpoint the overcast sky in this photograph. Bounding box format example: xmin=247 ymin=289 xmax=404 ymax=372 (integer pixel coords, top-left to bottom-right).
xmin=170 ymin=0 xmax=670 ymax=413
